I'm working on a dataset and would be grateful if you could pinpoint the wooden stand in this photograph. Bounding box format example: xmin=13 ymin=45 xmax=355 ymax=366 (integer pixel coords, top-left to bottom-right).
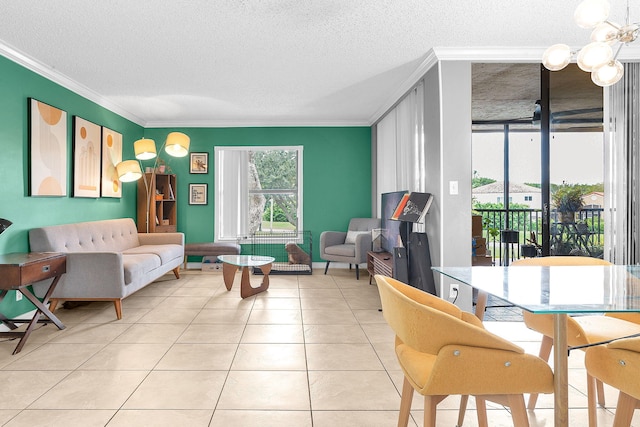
xmin=367 ymin=251 xmax=393 ymax=284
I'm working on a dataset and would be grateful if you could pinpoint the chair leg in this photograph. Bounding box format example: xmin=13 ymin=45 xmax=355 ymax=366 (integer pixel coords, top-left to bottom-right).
xmin=398 ymin=377 xmax=413 ymax=427
xmin=596 ymin=378 xmax=606 ymax=407
xmin=324 ymin=261 xmax=330 ymax=275
xmin=457 ymin=395 xmax=469 ymax=427
xmin=424 ymin=395 xmax=439 ymax=427
xmin=527 ymin=334 xmax=553 ymax=409
xmin=587 ymin=373 xmax=597 ymax=427
xmin=355 ymin=264 xmax=360 ymax=280
xmin=613 ymin=391 xmax=638 ymax=427
xmin=507 ymin=395 xmax=530 ymax=427
xmin=475 ymin=396 xmax=488 ymax=427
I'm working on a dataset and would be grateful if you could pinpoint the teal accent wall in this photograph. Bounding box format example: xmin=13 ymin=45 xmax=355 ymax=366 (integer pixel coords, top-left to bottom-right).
xmin=144 ymin=127 xmax=372 ymax=262
xmin=0 ymin=55 xmax=373 ymax=317
xmin=0 ymin=55 xmax=143 ymax=317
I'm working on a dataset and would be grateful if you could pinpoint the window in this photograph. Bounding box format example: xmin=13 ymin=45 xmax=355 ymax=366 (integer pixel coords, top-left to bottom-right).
xmin=524 ymin=195 xmax=533 ymax=201
xmin=215 ymin=146 xmax=303 ymax=241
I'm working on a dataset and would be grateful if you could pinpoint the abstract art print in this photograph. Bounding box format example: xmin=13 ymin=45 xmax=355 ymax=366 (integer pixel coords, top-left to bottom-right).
xmin=101 ymin=127 xmax=122 ymax=198
xmin=73 ymin=117 xmax=101 ymax=198
xmin=30 ymin=99 xmax=67 ymax=196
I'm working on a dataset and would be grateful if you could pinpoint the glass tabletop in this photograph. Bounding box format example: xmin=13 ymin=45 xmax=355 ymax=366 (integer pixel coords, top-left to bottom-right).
xmin=217 ymin=255 xmax=275 ymax=267
xmin=432 ymin=265 xmax=640 ymax=314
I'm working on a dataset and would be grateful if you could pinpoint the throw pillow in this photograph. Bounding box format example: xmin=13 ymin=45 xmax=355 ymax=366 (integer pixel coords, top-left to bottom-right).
xmin=345 ymin=230 xmax=368 ymax=244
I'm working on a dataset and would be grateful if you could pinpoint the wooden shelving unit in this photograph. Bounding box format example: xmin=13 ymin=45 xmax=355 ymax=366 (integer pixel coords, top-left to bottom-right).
xmin=367 ymin=251 xmax=393 ymax=285
xmin=137 ymin=173 xmax=177 ymax=233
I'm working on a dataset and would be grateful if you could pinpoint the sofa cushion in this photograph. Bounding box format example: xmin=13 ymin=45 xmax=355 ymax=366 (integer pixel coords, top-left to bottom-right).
xmin=122 ymin=253 xmax=162 ymax=285
xmin=124 ymin=244 xmax=183 ymax=264
xmin=324 ymin=244 xmax=356 ymax=257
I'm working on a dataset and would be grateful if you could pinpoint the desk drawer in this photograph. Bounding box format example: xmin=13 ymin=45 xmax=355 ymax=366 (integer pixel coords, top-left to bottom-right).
xmin=0 ymin=256 xmax=66 ymax=289
xmin=21 ymin=256 xmax=66 ymax=285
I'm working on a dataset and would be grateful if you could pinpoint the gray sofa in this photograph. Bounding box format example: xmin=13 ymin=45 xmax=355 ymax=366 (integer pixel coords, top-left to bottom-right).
xmin=29 ymin=218 xmax=184 ymax=319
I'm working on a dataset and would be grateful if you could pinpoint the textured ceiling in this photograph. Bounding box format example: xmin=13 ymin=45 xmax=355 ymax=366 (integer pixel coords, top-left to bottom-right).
xmin=1 ymin=1 xmax=639 ymax=127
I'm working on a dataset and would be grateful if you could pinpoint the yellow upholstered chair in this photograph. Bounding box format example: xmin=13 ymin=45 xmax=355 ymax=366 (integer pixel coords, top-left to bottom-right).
xmin=512 ymin=256 xmax=640 ymax=427
xmin=375 ymin=274 xmax=554 ymax=427
xmin=585 ymin=337 xmax=640 ymax=427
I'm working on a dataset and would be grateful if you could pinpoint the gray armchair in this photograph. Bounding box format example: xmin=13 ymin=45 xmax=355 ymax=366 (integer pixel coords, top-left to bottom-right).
xmin=320 ymin=218 xmax=381 ymax=280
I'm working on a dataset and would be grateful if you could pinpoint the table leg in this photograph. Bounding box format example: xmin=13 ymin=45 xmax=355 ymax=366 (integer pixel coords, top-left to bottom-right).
xmin=222 ymin=263 xmax=238 ymax=291
xmin=554 ymin=313 xmax=569 ymax=427
xmin=240 ymin=263 xmax=271 ymax=299
xmin=12 ymin=275 xmax=66 ymax=355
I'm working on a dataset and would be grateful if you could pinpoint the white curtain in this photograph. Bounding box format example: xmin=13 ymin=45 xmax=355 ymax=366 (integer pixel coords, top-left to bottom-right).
xmin=215 ymin=148 xmax=249 ymax=241
xmin=375 ymin=81 xmax=426 ymax=227
xmin=604 ymin=63 xmax=640 ymax=264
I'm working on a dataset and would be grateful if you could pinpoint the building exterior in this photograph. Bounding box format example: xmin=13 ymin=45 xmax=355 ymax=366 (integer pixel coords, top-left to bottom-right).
xmin=473 ymin=181 xmax=541 ymax=207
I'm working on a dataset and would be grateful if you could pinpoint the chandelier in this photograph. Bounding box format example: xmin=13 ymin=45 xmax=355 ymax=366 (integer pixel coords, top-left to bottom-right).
xmin=542 ymin=0 xmax=638 ymax=86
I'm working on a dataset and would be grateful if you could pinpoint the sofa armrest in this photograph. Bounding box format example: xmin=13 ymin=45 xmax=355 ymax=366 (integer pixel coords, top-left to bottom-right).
xmin=138 ymin=232 xmax=185 ymax=246
xmin=320 ymin=231 xmax=347 ymax=252
xmin=32 ymin=251 xmax=126 ymax=299
xmin=353 ymin=232 xmax=373 ymax=263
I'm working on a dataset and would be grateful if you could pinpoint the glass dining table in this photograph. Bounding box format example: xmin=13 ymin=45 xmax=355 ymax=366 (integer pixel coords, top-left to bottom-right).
xmin=432 ymin=264 xmax=640 ymax=427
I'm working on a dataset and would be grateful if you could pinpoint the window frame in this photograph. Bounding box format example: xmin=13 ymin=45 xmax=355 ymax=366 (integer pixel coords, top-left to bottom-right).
xmin=214 ymin=145 xmax=303 ymax=242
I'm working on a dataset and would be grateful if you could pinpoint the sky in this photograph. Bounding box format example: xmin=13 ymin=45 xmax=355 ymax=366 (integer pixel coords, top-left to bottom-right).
xmin=472 ymin=131 xmax=604 ymax=185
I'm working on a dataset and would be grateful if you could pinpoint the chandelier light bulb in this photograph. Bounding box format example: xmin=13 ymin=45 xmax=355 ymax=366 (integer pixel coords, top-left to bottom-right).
xmin=542 ymin=44 xmax=572 ymax=71
xmin=574 ymin=0 xmax=611 ymax=29
xmin=577 ymin=41 xmax=613 ymax=71
xmin=591 ymin=60 xmax=624 ymax=86
xmin=591 ymin=21 xmax=620 ymax=43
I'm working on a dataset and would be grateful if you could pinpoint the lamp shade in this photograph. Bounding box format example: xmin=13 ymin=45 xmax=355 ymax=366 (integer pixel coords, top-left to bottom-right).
xmin=116 ymin=160 xmax=143 ymax=182
xmin=592 ymin=60 xmax=624 ymax=86
xmin=574 ymin=0 xmax=610 ymax=29
xmin=591 ymin=21 xmax=619 ymax=43
xmin=164 ymin=132 xmax=190 ymax=157
xmin=0 ymin=218 xmax=12 ymax=235
xmin=542 ymin=44 xmax=572 ymax=71
xmin=577 ymin=41 xmax=613 ymax=71
xmin=134 ymin=138 xmax=157 ymax=160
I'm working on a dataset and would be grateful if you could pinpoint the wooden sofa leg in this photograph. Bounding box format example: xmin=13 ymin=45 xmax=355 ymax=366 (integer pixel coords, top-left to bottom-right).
xmin=48 ymin=299 xmax=59 ymax=313
xmin=172 ymin=266 xmax=180 ymax=279
xmin=113 ymin=299 xmax=122 ymax=320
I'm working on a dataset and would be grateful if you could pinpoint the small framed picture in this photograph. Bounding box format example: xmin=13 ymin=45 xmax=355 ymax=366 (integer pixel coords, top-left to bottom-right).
xmin=189 ymin=183 xmax=207 ymax=205
xmin=190 ymin=152 xmax=208 ymax=174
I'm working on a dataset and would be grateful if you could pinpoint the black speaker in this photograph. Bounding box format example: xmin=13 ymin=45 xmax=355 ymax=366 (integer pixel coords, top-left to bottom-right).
xmin=393 ymin=247 xmax=409 ymax=284
xmin=408 ymin=232 xmax=437 ymax=295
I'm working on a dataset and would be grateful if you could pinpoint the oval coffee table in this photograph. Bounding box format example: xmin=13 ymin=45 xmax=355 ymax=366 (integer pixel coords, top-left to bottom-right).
xmin=217 ymin=255 xmax=275 ymax=298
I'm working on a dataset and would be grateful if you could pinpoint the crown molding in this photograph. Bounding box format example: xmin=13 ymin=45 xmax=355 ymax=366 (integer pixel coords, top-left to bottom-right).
xmin=143 ymin=118 xmax=372 ymax=128
xmin=0 ymin=41 xmax=147 ymax=127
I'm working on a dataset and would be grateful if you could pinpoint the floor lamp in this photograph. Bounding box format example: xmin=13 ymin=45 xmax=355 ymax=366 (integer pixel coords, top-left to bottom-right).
xmin=116 ymin=132 xmax=190 ymax=233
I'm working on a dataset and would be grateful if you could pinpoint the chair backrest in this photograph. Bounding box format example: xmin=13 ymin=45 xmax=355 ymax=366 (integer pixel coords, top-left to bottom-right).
xmin=511 ymin=256 xmax=611 ymax=267
xmin=375 ymin=275 xmax=523 ymax=356
xmin=348 ymin=218 xmax=380 ymax=232
xmin=512 ymin=256 xmax=612 ymax=345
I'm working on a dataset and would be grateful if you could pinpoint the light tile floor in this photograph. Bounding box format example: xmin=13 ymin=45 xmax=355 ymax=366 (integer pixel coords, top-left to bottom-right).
xmin=0 ymin=269 xmax=636 ymax=426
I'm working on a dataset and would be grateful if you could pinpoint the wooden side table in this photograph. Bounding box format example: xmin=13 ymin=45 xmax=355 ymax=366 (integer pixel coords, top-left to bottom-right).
xmin=0 ymin=252 xmax=66 ymax=354
xmin=367 ymin=251 xmax=393 ymax=284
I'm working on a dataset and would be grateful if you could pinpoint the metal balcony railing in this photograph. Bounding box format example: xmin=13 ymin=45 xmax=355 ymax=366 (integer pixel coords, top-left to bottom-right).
xmin=474 ymin=208 xmax=604 ymax=263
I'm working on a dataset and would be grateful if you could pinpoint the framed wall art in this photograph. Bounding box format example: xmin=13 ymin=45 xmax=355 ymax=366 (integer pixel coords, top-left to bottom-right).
xmin=101 ymin=127 xmax=122 ymax=198
xmin=190 ymin=152 xmax=208 ymax=174
xmin=189 ymin=183 xmax=207 ymax=205
xmin=29 ymin=98 xmax=68 ymax=196
xmin=73 ymin=116 xmax=101 ymax=198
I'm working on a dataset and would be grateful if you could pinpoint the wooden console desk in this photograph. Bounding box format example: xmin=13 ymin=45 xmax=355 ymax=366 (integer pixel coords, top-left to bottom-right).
xmin=0 ymin=252 xmax=66 ymax=354
xmin=367 ymin=251 xmax=393 ymax=284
